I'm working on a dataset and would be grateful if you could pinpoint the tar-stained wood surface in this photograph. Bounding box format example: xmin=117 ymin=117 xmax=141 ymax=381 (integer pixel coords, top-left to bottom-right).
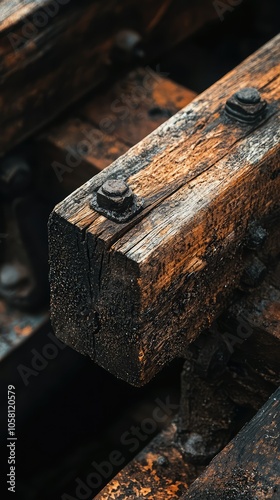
xmin=36 ymin=68 xmax=196 ymax=193
xmin=0 ymin=0 xmax=216 ymax=155
xmin=49 ymin=35 xmax=280 ymax=385
xmin=93 ymin=261 xmax=280 ymax=498
xmin=183 ymin=387 xmax=280 ymax=499
xmin=94 ymin=422 xmax=202 ymax=500
xmin=177 ymin=249 xmax=280 ymax=465
xmin=79 ymin=69 xmax=196 ymax=147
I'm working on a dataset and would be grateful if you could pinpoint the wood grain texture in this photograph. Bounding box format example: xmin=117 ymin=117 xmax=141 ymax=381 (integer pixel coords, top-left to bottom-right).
xmin=0 ymin=1 xmax=40 ymax=26
xmin=94 ymin=392 xmax=280 ymax=500
xmin=182 ymin=387 xmax=280 ymax=500
xmin=177 ymin=249 xmax=280 ymax=465
xmin=49 ymin=35 xmax=280 ymax=386
xmin=36 ymin=67 xmax=196 ymax=193
xmin=93 ymin=265 xmax=280 ymax=498
xmin=94 ymin=421 xmax=202 ymax=500
xmin=0 ymin=0 xmax=216 ymax=155
xmin=79 ymin=68 xmax=197 ymax=147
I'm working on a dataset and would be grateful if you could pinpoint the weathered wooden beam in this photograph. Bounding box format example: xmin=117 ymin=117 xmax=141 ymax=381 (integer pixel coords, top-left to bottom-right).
xmin=94 ymin=390 xmax=280 ymax=500
xmin=183 ymin=387 xmax=280 ymax=499
xmin=49 ymin=35 xmax=280 ymax=386
xmin=91 ymin=261 xmax=280 ymax=497
xmin=94 ymin=389 xmax=280 ymax=500
xmin=94 ymin=421 xmax=202 ymax=500
xmin=0 ymin=0 xmax=216 ymax=155
xmin=177 ymin=242 xmax=280 ymax=460
xmin=36 ymin=67 xmax=196 ymax=193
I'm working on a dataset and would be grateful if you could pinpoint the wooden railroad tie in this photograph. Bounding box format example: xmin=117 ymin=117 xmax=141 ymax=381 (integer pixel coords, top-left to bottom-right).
xmin=49 ymin=34 xmax=280 ymax=386
xmin=0 ymin=0 xmax=215 ymax=156
xmin=94 ymin=390 xmax=280 ymax=500
xmin=36 ymin=67 xmax=196 ymax=194
xmin=94 ymin=272 xmax=280 ymax=498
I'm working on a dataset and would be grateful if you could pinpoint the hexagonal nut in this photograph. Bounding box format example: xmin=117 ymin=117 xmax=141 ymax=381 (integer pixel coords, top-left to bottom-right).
xmin=225 ymin=87 xmax=267 ymax=123
xmin=96 ymin=180 xmax=134 ymax=213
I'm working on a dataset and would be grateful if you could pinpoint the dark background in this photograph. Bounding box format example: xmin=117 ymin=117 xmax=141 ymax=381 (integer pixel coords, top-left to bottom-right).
xmin=0 ymin=1 xmax=279 ymax=499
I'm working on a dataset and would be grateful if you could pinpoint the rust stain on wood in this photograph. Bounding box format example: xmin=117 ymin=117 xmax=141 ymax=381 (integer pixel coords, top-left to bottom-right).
xmin=95 ymin=422 xmax=202 ymax=500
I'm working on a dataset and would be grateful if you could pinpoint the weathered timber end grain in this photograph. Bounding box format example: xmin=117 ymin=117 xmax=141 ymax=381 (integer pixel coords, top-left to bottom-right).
xmin=182 ymin=387 xmax=280 ymax=500
xmin=49 ymin=35 xmax=280 ymax=385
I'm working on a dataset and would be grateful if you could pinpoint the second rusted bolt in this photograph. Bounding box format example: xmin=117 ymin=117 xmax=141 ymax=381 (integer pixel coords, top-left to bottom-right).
xmin=225 ymin=87 xmax=267 ymax=123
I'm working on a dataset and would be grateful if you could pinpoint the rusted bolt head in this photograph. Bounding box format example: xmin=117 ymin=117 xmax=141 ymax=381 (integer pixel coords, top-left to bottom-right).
xmin=225 ymin=87 xmax=267 ymax=123
xmin=96 ymin=179 xmax=134 ymax=212
xmin=102 ymin=179 xmax=129 ymax=197
xmin=235 ymin=88 xmax=261 ymax=105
